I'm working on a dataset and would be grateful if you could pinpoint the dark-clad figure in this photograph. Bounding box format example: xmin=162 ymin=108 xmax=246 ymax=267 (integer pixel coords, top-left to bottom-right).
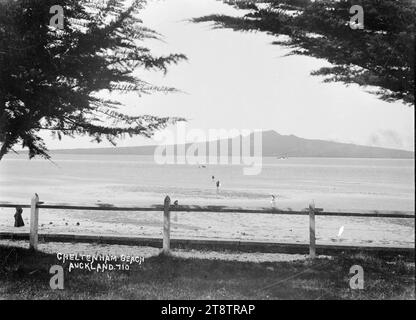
xmin=14 ymin=206 xmax=24 ymax=227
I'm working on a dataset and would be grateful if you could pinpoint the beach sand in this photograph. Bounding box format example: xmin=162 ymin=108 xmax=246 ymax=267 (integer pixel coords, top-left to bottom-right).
xmin=0 ymin=206 xmax=414 ymax=248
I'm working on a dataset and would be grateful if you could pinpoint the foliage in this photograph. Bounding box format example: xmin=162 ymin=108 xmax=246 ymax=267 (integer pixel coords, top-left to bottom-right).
xmin=0 ymin=0 xmax=186 ymax=159
xmin=193 ymin=0 xmax=415 ymax=106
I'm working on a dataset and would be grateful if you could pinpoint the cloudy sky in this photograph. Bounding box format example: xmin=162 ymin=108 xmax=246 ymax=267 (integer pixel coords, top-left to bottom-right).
xmin=43 ymin=0 xmax=414 ymax=151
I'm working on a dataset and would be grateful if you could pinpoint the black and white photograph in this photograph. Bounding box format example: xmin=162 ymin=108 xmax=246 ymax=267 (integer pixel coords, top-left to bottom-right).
xmin=0 ymin=0 xmax=414 ymax=304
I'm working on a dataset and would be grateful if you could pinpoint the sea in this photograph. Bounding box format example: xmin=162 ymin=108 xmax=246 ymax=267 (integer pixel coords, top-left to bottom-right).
xmin=0 ymin=154 xmax=413 ymax=211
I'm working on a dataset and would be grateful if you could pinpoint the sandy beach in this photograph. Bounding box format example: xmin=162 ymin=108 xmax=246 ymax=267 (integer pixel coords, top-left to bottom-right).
xmin=0 ymin=206 xmax=414 ymax=248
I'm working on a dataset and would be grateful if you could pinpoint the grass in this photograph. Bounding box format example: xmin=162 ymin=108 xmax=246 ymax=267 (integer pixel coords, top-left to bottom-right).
xmin=0 ymin=245 xmax=414 ymax=299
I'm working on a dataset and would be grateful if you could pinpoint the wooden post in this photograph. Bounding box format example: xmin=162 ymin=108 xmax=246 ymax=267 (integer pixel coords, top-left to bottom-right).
xmin=162 ymin=195 xmax=171 ymax=255
xmin=29 ymin=193 xmax=39 ymax=251
xmin=309 ymin=201 xmax=316 ymax=259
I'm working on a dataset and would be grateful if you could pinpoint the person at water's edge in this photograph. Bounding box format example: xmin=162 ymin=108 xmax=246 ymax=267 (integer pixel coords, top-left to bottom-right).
xmin=14 ymin=206 xmax=24 ymax=227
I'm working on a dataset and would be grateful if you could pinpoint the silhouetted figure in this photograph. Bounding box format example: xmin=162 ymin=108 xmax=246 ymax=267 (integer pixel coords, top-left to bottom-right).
xmin=14 ymin=206 xmax=24 ymax=227
xmin=173 ymin=200 xmax=179 ymax=222
xmin=271 ymin=195 xmax=277 ymax=207
xmin=216 ymin=180 xmax=220 ymax=193
xmin=212 ymin=175 xmax=215 ymax=181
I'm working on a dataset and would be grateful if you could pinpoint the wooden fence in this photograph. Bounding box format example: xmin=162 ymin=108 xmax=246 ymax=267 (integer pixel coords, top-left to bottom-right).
xmin=0 ymin=194 xmax=414 ymax=258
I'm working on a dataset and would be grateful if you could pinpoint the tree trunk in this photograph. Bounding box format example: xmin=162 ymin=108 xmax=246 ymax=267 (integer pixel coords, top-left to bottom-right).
xmin=0 ymin=140 xmax=9 ymax=161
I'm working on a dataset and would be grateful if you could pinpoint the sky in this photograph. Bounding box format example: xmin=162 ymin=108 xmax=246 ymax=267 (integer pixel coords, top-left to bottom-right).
xmin=42 ymin=0 xmax=414 ymax=151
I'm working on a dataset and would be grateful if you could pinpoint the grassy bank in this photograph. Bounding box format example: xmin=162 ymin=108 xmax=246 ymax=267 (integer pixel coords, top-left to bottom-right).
xmin=0 ymin=245 xmax=414 ymax=299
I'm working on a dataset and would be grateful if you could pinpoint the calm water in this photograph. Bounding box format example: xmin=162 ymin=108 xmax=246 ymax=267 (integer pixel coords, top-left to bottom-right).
xmin=0 ymin=154 xmax=414 ymax=212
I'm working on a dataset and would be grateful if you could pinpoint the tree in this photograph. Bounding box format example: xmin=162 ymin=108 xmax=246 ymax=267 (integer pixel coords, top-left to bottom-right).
xmin=0 ymin=0 xmax=186 ymax=160
xmin=193 ymin=0 xmax=415 ymax=106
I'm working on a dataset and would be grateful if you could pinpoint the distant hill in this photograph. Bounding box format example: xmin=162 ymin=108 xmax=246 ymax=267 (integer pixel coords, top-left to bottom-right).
xmin=259 ymin=131 xmax=413 ymax=158
xmin=49 ymin=130 xmax=414 ymax=159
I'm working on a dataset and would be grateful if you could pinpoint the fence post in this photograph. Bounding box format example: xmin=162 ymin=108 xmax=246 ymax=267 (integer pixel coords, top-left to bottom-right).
xmin=162 ymin=195 xmax=171 ymax=255
xmin=309 ymin=201 xmax=316 ymax=258
xmin=29 ymin=193 xmax=39 ymax=251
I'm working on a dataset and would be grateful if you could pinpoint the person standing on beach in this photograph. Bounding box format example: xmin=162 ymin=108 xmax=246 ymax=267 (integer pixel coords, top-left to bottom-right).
xmin=271 ymin=195 xmax=277 ymax=207
xmin=216 ymin=180 xmax=220 ymax=193
xmin=14 ymin=206 xmax=24 ymax=227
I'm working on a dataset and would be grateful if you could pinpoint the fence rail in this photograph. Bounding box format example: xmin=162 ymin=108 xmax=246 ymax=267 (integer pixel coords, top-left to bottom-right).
xmin=0 ymin=203 xmax=413 ymax=218
xmin=0 ymin=194 xmax=414 ymax=257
